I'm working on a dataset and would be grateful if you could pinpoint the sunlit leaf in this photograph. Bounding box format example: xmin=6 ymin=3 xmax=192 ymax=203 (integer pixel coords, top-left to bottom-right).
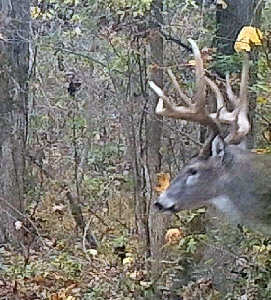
xmin=31 ymin=6 xmax=41 ymax=19
xmin=252 ymin=148 xmax=269 ymax=154
xmin=123 ymin=257 xmax=134 ymax=265
xmin=165 ymin=228 xmax=184 ymax=245
xmin=234 ymin=26 xmax=263 ymax=52
xmin=257 ymin=96 xmax=268 ymax=104
xmin=154 ymin=173 xmax=170 ymax=194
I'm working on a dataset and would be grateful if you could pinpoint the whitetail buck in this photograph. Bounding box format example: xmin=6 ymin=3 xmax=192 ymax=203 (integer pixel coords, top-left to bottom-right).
xmin=149 ymin=39 xmax=271 ymax=235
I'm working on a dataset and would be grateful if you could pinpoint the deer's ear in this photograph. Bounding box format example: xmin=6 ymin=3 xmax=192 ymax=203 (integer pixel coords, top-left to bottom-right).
xmin=211 ymin=136 xmax=225 ymax=159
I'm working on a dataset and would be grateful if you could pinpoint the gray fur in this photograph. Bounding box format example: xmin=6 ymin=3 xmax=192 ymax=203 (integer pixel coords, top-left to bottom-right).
xmin=155 ymin=141 xmax=271 ymax=235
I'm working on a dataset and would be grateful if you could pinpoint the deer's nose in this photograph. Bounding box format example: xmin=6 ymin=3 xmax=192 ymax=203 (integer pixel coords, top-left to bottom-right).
xmin=154 ymin=201 xmax=164 ymax=211
xmin=154 ymin=201 xmax=176 ymax=212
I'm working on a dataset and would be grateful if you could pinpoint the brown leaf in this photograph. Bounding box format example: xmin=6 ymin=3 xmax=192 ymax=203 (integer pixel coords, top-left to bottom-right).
xmin=165 ymin=228 xmax=184 ymax=245
xmin=154 ymin=173 xmax=170 ymax=194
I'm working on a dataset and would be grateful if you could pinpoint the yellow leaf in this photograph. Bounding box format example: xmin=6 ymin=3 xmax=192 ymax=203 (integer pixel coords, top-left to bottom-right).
xmin=257 ymin=96 xmax=268 ymax=105
xmin=154 ymin=173 xmax=170 ymax=194
xmin=123 ymin=257 xmax=134 ymax=265
xmin=31 ymin=6 xmax=41 ymax=19
xmin=252 ymin=148 xmax=269 ymax=154
xmin=217 ymin=0 xmax=228 ymax=9
xmin=234 ymin=26 xmax=263 ymax=52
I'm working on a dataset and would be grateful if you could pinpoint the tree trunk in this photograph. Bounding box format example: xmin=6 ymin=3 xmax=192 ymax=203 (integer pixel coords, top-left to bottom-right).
xmin=147 ymin=0 xmax=170 ymax=275
xmin=0 ymin=0 xmax=30 ymax=245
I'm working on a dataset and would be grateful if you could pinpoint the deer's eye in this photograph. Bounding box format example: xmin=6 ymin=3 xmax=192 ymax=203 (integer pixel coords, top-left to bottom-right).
xmin=188 ymin=168 xmax=198 ymax=176
xmin=186 ymin=168 xmax=199 ymax=186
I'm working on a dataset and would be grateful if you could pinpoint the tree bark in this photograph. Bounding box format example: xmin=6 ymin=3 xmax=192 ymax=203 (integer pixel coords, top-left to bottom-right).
xmin=147 ymin=0 xmax=170 ymax=275
xmin=0 ymin=0 xmax=30 ymax=245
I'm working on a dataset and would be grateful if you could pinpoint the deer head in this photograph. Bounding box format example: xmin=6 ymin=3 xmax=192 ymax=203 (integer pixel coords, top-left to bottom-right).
xmin=149 ymin=39 xmax=271 ymax=234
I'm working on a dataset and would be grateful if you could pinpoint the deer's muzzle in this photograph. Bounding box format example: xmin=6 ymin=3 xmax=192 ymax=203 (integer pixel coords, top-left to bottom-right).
xmin=154 ymin=193 xmax=178 ymax=213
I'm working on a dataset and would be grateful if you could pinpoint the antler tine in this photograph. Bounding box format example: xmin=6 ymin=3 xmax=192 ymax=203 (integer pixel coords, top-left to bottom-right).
xmin=225 ymin=73 xmax=239 ymax=107
xmin=188 ymin=39 xmax=206 ymax=109
xmin=204 ymin=52 xmax=250 ymax=145
xmin=167 ymin=68 xmax=191 ymax=106
xmin=149 ymin=39 xmax=251 ymax=150
xmin=225 ymin=53 xmax=250 ymax=144
xmin=239 ymin=53 xmax=249 ymax=104
xmin=206 ymin=77 xmax=237 ymax=123
xmin=148 ymin=81 xmax=193 ymax=118
xmin=148 ymin=39 xmax=219 ymax=134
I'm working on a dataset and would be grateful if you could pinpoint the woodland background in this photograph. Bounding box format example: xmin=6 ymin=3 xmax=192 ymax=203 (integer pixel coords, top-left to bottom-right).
xmin=0 ymin=0 xmax=271 ymax=299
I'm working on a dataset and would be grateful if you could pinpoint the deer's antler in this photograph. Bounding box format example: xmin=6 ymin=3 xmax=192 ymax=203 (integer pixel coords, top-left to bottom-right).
xmin=149 ymin=39 xmax=250 ymax=146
